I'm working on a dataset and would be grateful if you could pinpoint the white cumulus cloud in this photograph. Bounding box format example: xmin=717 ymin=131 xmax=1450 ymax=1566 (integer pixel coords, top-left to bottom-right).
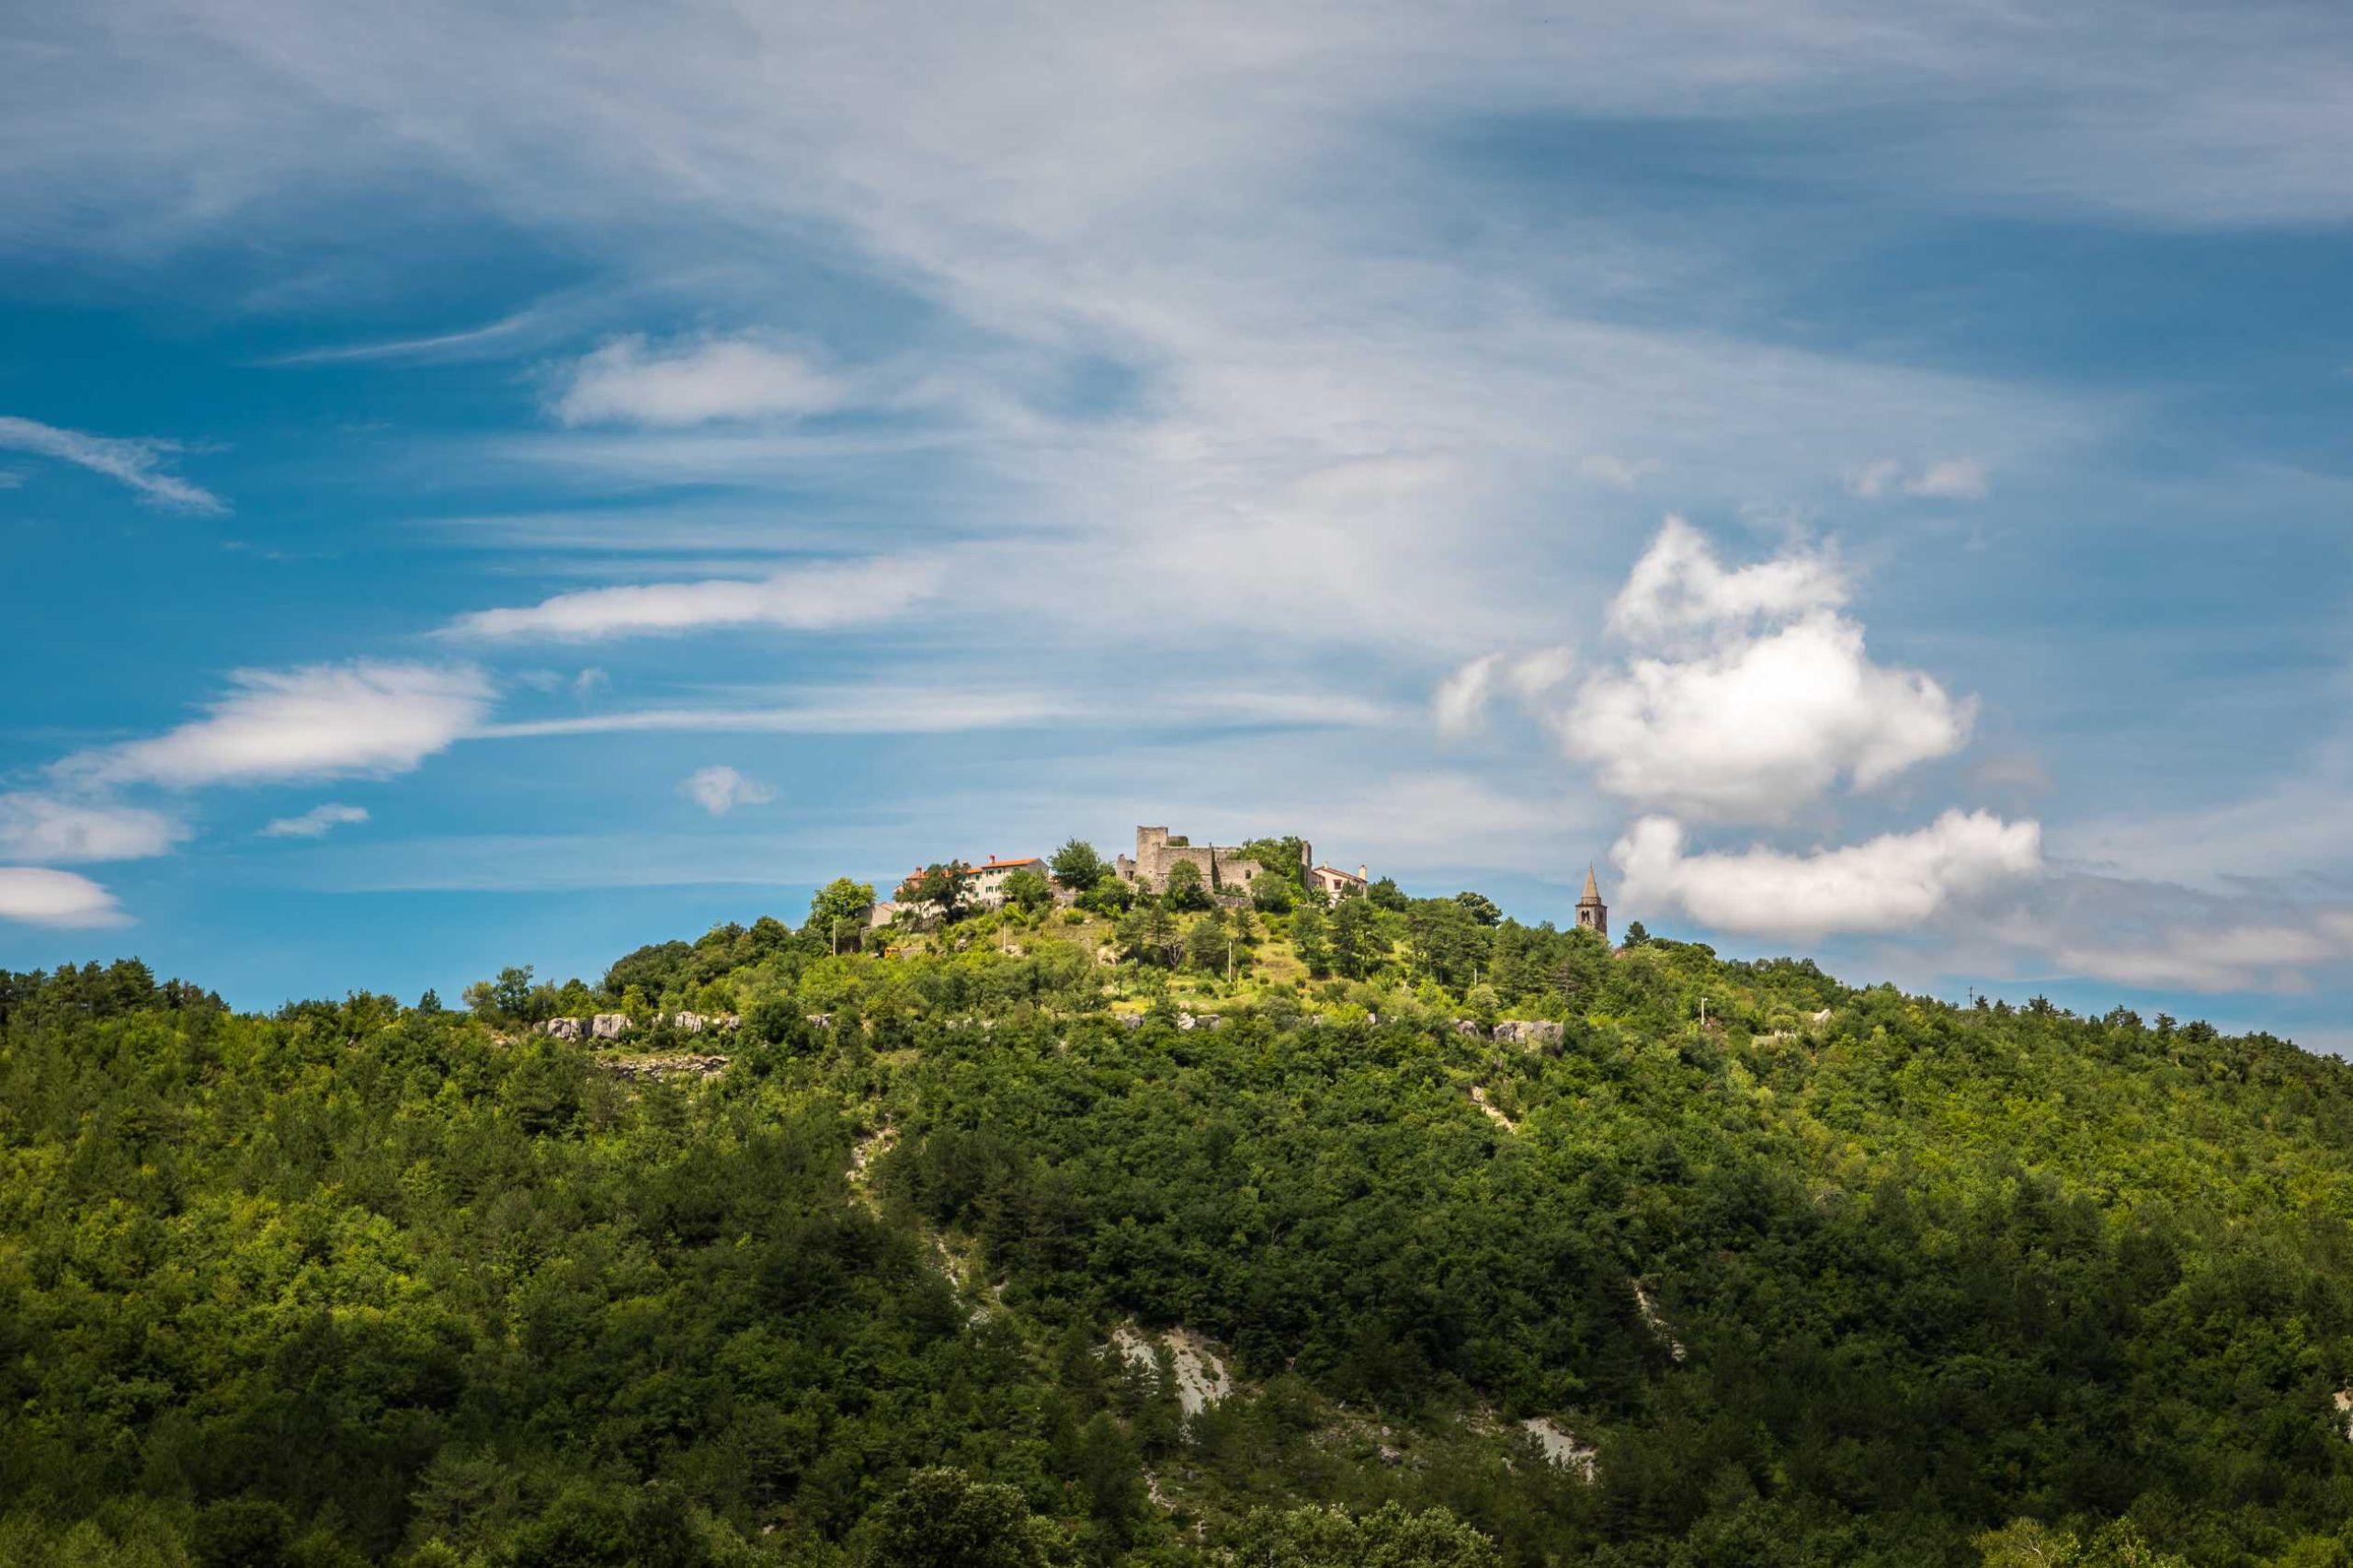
xmin=259 ymin=802 xmax=370 ymax=838
xmin=1616 ymin=810 xmax=2042 ymax=938
xmin=683 ymin=766 xmax=776 ymax=815
xmin=553 ymin=335 xmax=846 ymax=426
xmin=1606 ymin=517 xmax=1847 ymax=643
xmin=0 ymin=793 xmax=185 ymax=861
xmin=0 ymin=415 xmax=223 ymax=512
xmin=71 ymin=662 xmax=493 ymax=787
xmin=1561 ymin=611 xmax=1974 ymax=821
xmin=0 ymin=867 xmax=131 ymax=927
xmin=441 ymin=555 xmax=942 ymax=642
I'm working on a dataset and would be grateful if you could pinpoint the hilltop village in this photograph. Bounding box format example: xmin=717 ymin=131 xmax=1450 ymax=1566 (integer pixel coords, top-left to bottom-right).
xmin=519 ymin=823 xmax=1635 ymax=1056
xmin=865 ymin=823 xmax=1607 ymax=933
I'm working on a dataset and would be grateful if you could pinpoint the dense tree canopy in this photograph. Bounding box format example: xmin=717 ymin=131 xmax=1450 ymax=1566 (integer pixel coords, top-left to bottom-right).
xmin=6 ymin=884 xmax=2353 ymax=1567
xmin=1051 ymin=841 xmax=1110 ymax=892
xmin=896 ymin=862 xmax=973 ymax=923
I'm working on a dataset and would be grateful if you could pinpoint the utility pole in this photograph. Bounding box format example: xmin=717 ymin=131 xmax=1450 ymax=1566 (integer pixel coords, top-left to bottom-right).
xmin=1699 ymin=995 xmax=1708 ymax=1029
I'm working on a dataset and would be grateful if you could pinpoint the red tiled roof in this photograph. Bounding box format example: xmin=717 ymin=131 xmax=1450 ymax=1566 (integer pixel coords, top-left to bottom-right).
xmin=963 ymin=857 xmax=1045 ymax=874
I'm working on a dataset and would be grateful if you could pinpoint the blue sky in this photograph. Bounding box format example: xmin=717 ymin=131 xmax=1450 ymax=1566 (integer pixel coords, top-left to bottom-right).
xmin=4 ymin=1 xmax=2352 ymax=1040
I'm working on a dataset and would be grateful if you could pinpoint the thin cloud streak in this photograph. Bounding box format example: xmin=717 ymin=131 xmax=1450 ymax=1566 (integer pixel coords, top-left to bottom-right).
xmin=258 ymin=802 xmax=371 ymax=838
xmin=474 ymin=685 xmax=1407 ymax=740
xmin=258 ymin=307 xmax=550 ymax=366
xmin=553 ymin=335 xmax=846 ymax=426
xmin=0 ymin=415 xmax=223 ymax=512
xmin=438 ymin=556 xmax=945 ymax=641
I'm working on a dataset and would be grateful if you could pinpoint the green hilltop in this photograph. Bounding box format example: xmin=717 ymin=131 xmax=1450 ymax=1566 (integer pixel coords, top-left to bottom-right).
xmin=5 ymin=843 xmax=2353 ymax=1568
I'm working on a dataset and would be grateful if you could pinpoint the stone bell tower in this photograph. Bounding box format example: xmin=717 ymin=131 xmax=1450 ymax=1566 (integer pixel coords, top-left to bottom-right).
xmin=1575 ymin=866 xmax=1608 ymax=939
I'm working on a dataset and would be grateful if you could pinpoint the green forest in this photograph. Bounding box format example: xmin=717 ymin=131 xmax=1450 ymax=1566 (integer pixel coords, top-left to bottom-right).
xmin=6 ymin=843 xmax=2353 ymax=1567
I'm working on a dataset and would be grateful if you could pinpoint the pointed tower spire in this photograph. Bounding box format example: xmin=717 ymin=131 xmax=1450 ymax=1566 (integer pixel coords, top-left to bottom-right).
xmin=1576 ymin=864 xmax=1608 ymax=939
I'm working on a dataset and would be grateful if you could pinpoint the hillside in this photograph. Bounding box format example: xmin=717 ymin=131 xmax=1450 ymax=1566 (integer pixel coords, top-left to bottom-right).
xmin=6 ymin=869 xmax=2353 ymax=1568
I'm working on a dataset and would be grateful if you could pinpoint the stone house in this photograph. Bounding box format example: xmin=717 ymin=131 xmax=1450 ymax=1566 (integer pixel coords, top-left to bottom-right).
xmin=1309 ymin=862 xmax=1370 ymax=903
xmin=963 ymin=855 xmax=1049 ymax=909
xmin=868 ymin=854 xmax=1048 ymax=926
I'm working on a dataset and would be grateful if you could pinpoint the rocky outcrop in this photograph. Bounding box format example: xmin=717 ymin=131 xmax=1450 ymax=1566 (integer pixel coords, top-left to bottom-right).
xmin=847 ymin=1123 xmax=895 ymax=1213
xmin=1519 ymin=1417 xmax=1597 ymax=1481
xmin=546 ymin=1010 xmax=743 ymax=1041
xmin=1165 ymin=1329 xmax=1232 ymax=1415
xmin=598 ymin=1053 xmax=729 ymax=1082
xmin=1108 ymin=1324 xmax=1232 ymax=1419
xmin=1633 ymin=1280 xmax=1687 ymax=1362
xmin=1493 ymin=1019 xmax=1564 ymax=1049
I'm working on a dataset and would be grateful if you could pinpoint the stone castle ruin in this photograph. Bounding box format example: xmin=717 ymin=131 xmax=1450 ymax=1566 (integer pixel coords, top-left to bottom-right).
xmin=1116 ymin=825 xmax=1307 ymax=897
xmin=1115 ymin=824 xmax=1379 ymax=905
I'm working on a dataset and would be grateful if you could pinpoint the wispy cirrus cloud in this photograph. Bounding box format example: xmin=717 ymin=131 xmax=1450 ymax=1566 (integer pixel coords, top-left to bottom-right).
xmin=1434 ymin=647 xmax=1575 ymax=740
xmin=0 ymin=415 xmax=223 ymax=512
xmin=1948 ymin=869 xmax=2353 ymax=996
xmin=258 ymin=802 xmax=370 ymax=838
xmin=1849 ymin=457 xmax=1990 ymax=502
xmin=1578 ymin=453 xmax=1660 ymax=491
xmin=68 ymin=662 xmax=493 ymax=787
xmin=2044 ymin=912 xmax=2353 ymax=994
xmin=439 ymin=555 xmax=942 ymax=642
xmin=0 ymin=793 xmax=186 ymax=861
xmin=477 ymin=681 xmax=1403 ymax=741
xmin=553 ymin=335 xmax=847 ymax=426
xmin=2 ymin=0 xmax=2104 ymax=667
xmin=261 ymin=306 xmax=551 ymax=367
